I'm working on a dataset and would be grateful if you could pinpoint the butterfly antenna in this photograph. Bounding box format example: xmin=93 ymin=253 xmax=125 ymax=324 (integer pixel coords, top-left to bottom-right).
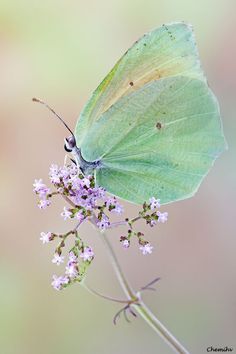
xmin=32 ymin=97 xmax=75 ymax=137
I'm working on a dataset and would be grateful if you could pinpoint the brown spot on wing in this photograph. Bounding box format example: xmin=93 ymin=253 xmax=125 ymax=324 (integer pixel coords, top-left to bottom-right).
xmin=156 ymin=122 xmax=162 ymax=130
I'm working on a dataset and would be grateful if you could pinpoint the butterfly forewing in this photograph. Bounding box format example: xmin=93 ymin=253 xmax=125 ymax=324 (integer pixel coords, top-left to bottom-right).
xmin=75 ymin=22 xmax=205 ymax=147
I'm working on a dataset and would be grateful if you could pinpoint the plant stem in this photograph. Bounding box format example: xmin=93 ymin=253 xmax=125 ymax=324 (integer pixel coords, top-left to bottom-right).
xmin=100 ymin=232 xmax=134 ymax=300
xmin=62 ymin=194 xmax=75 ymax=207
xmin=82 ymin=283 xmax=131 ymax=304
xmin=133 ymin=300 xmax=189 ymax=354
xmin=64 ymin=204 xmax=189 ymax=353
xmin=100 ymin=231 xmax=190 ymax=354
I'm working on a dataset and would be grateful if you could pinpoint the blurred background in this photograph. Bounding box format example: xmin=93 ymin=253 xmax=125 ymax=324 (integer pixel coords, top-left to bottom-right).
xmin=0 ymin=0 xmax=235 ymax=353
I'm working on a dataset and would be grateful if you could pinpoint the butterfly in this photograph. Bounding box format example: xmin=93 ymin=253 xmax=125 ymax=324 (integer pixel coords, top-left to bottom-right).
xmin=34 ymin=22 xmax=227 ymax=205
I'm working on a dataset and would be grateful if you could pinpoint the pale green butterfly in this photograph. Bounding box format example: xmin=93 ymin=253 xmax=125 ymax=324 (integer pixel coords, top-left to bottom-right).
xmin=36 ymin=22 xmax=227 ymax=205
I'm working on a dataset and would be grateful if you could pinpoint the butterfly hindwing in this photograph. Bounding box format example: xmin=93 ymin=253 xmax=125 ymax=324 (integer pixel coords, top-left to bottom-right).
xmin=82 ymin=76 xmax=226 ymax=204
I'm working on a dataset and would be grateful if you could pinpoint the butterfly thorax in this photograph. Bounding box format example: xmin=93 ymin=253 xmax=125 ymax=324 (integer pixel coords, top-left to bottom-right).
xmin=64 ymin=135 xmax=100 ymax=175
xmin=72 ymin=145 xmax=101 ymax=175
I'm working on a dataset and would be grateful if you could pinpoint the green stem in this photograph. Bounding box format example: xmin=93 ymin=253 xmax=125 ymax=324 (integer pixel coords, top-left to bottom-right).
xmin=101 ymin=232 xmax=134 ymax=300
xmin=133 ymin=300 xmax=189 ymax=354
xmin=84 ymin=214 xmax=189 ymax=353
xmin=100 ymin=231 xmax=190 ymax=354
xmin=82 ymin=283 xmax=131 ymax=304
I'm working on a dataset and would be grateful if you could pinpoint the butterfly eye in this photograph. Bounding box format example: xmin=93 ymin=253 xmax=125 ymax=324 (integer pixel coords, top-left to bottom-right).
xmin=64 ymin=135 xmax=76 ymax=152
xmin=64 ymin=144 xmax=72 ymax=152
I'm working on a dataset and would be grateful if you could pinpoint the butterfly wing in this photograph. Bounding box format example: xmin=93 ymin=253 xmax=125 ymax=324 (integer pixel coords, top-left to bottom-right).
xmin=80 ymin=76 xmax=226 ymax=204
xmin=75 ymin=22 xmax=205 ymax=146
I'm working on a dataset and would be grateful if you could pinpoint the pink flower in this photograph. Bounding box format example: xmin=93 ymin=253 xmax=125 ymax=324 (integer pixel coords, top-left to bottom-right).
xmin=107 ymin=197 xmax=124 ymax=214
xmin=81 ymin=177 xmax=91 ymax=188
xmin=40 ymin=232 xmax=51 ymax=244
xmin=70 ymin=175 xmax=81 ymax=190
xmin=97 ymin=214 xmax=110 ymax=230
xmin=68 ymin=252 xmax=77 ymax=264
xmin=61 ymin=207 xmax=72 ymax=220
xmin=38 ymin=199 xmax=51 ymax=209
xmin=122 ymin=239 xmax=130 ymax=248
xmin=157 ymin=211 xmax=168 ymax=223
xmin=140 ymin=243 xmax=153 ymax=255
xmin=49 ymin=164 xmax=61 ymax=184
xmin=33 ymin=179 xmax=45 ymax=193
xmin=113 ymin=204 xmax=124 ymax=214
xmin=52 ymin=253 xmax=65 ymax=265
xmin=75 ymin=210 xmax=84 ymax=222
xmin=33 ymin=179 xmax=50 ymax=197
xmin=80 ymin=247 xmax=94 ymax=262
xmin=51 ymin=275 xmax=69 ymax=290
xmin=65 ymin=264 xmax=78 ymax=278
xmin=149 ymin=197 xmax=161 ymax=210
xmin=149 ymin=219 xmax=157 ymax=227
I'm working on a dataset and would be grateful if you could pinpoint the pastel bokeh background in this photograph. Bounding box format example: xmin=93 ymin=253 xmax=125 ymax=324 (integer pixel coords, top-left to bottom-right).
xmin=1 ymin=0 xmax=235 ymax=353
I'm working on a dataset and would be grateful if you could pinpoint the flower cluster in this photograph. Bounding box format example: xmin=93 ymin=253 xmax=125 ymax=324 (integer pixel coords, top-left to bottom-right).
xmin=119 ymin=197 xmax=168 ymax=254
xmin=34 ymin=163 xmax=168 ymax=290
xmin=51 ymin=246 xmax=94 ymax=291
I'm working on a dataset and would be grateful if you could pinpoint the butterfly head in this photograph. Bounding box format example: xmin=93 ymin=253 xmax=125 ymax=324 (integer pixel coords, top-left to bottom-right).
xmin=32 ymin=97 xmax=101 ymax=175
xmin=64 ymin=135 xmax=77 ymax=152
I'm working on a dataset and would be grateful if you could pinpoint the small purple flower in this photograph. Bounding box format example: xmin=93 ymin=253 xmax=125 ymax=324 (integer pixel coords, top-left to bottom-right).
xmin=122 ymin=239 xmax=130 ymax=248
xmin=75 ymin=210 xmax=84 ymax=222
xmin=60 ymin=167 xmax=70 ymax=181
xmin=149 ymin=197 xmax=161 ymax=210
xmin=107 ymin=197 xmax=124 ymax=214
xmin=38 ymin=187 xmax=50 ymax=199
xmin=106 ymin=197 xmax=116 ymax=207
xmin=157 ymin=211 xmax=168 ymax=223
xmin=33 ymin=179 xmax=45 ymax=193
xmin=81 ymin=177 xmax=91 ymax=188
xmin=65 ymin=264 xmax=78 ymax=278
xmin=97 ymin=214 xmax=110 ymax=230
xmin=84 ymin=199 xmax=94 ymax=211
xmin=49 ymin=164 xmax=59 ymax=174
xmin=52 ymin=253 xmax=65 ymax=265
xmin=80 ymin=247 xmax=94 ymax=262
xmin=40 ymin=231 xmax=51 ymax=244
xmin=71 ymin=193 xmax=82 ymax=206
xmin=113 ymin=203 xmax=124 ymax=214
xmin=92 ymin=186 xmax=106 ymax=199
xmin=140 ymin=243 xmax=153 ymax=255
xmin=61 ymin=207 xmax=72 ymax=220
xmin=67 ymin=163 xmax=78 ymax=176
xmin=38 ymin=199 xmax=51 ymax=209
xmin=68 ymin=252 xmax=78 ymax=264
xmin=60 ymin=167 xmax=73 ymax=188
xmin=51 ymin=275 xmax=69 ymax=291
xmin=70 ymin=175 xmax=82 ymax=190
xmin=50 ymin=174 xmax=61 ymax=184
xmin=49 ymin=164 xmax=61 ymax=184
xmin=149 ymin=219 xmax=157 ymax=227
xmin=33 ymin=179 xmax=50 ymax=197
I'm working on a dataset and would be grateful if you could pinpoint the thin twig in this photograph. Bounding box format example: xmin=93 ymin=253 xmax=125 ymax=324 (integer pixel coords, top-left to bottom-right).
xmin=130 ymin=216 xmax=142 ymax=223
xmin=62 ymin=194 xmax=75 ymax=207
xmin=140 ymin=277 xmax=161 ymax=292
xmin=82 ymin=283 xmax=132 ymax=304
xmin=108 ymin=220 xmax=129 ymax=229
